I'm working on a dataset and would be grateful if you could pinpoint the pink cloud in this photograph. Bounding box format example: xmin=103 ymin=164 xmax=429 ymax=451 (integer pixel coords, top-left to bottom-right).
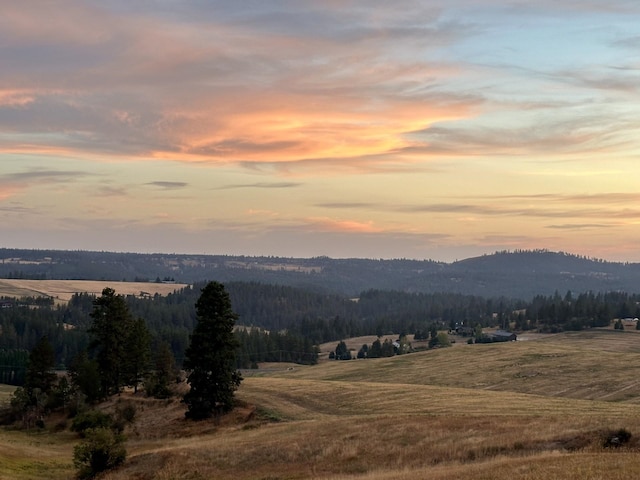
xmin=309 ymin=217 xmax=381 ymax=233
xmin=0 ymin=90 xmax=35 ymax=107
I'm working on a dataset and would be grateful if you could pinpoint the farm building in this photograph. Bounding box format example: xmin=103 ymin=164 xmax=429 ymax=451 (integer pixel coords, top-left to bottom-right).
xmin=489 ymin=330 xmax=517 ymax=342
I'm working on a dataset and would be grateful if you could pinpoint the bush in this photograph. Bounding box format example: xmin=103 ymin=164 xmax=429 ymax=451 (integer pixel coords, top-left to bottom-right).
xmin=144 ymin=373 xmax=172 ymax=399
xmin=603 ymin=428 xmax=632 ymax=448
xmin=115 ymin=401 xmax=137 ymax=424
xmin=73 ymin=427 xmax=126 ymax=479
xmin=112 ymin=401 xmax=137 ymax=432
xmin=71 ymin=410 xmax=113 ymax=437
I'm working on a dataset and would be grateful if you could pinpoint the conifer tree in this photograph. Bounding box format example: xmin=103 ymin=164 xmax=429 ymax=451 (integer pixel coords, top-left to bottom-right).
xmin=124 ymin=317 xmax=151 ymax=393
xmin=24 ymin=336 xmax=57 ymax=404
xmin=89 ymin=288 xmax=135 ymax=397
xmin=183 ymin=281 xmax=242 ymax=420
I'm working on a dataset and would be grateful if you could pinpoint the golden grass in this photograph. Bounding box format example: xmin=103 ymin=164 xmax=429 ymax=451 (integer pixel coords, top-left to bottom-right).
xmin=5 ymin=329 xmax=640 ymax=479
xmin=0 ymin=384 xmax=14 ymax=406
xmin=0 ymin=279 xmax=188 ymax=303
xmin=0 ymin=429 xmax=76 ymax=480
xmin=281 ymin=329 xmax=640 ymax=403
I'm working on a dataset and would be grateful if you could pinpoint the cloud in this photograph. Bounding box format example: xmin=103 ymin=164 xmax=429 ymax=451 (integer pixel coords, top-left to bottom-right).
xmin=317 ymin=192 xmax=640 ymax=222
xmin=546 ymin=223 xmax=614 ymax=230
xmin=317 ymin=202 xmax=380 ymax=209
xmin=96 ymin=185 xmax=129 ymax=197
xmin=0 ymin=203 xmax=32 ymax=213
xmin=0 ymin=1 xmax=483 ymax=171
xmin=0 ymin=168 xmax=89 ymax=201
xmin=145 ymin=181 xmax=188 ymax=190
xmin=219 ymin=182 xmax=302 ymax=190
xmin=0 ymin=169 xmax=87 ymax=194
xmin=612 ymin=35 xmax=640 ymax=50
xmin=308 ymin=217 xmax=381 ymax=234
xmin=6 ymin=1 xmax=636 ymax=174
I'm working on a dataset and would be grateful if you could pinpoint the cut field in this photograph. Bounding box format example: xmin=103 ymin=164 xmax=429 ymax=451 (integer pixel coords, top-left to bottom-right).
xmin=0 ymin=279 xmax=188 ymax=302
xmin=4 ymin=329 xmax=640 ymax=479
xmin=294 ymin=329 xmax=640 ymax=402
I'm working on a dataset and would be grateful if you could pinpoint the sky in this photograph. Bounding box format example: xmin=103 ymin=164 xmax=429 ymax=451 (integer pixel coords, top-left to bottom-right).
xmin=2 ymin=1 xmax=640 ymax=263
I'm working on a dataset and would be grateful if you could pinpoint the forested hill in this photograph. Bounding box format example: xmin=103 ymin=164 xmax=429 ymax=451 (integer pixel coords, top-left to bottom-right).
xmin=1 ymin=248 xmax=640 ymax=299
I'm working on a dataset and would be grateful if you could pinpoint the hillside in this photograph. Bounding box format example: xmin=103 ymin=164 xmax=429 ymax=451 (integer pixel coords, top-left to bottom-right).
xmin=2 ymin=248 xmax=640 ymax=298
xmin=4 ymin=329 xmax=640 ymax=479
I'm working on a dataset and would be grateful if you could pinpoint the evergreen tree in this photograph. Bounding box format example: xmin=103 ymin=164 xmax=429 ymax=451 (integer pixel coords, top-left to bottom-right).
xmin=369 ymin=338 xmax=382 ymax=358
xmin=68 ymin=350 xmax=101 ymax=404
xmin=124 ymin=318 xmax=151 ymax=393
xmin=147 ymin=342 xmax=176 ymax=399
xmin=335 ymin=340 xmax=349 ymax=360
xmin=24 ymin=336 xmax=57 ymax=405
xmin=183 ymin=282 xmax=242 ymax=420
xmin=88 ymin=288 xmax=135 ymax=397
xmin=380 ymin=339 xmax=395 ymax=357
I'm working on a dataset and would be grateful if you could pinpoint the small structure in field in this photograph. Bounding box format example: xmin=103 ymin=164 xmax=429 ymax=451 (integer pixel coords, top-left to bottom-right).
xmin=489 ymin=330 xmax=517 ymax=342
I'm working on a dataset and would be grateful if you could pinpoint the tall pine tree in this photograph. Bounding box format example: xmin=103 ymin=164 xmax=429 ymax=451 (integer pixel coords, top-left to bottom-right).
xmin=24 ymin=336 xmax=57 ymax=405
xmin=88 ymin=288 xmax=135 ymax=397
xmin=124 ymin=317 xmax=151 ymax=394
xmin=183 ymin=282 xmax=242 ymax=420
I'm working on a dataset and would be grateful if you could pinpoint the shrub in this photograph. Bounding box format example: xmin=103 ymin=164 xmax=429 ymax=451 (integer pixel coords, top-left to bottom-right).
xmin=145 ymin=373 xmax=172 ymax=399
xmin=116 ymin=401 xmax=137 ymax=424
xmin=73 ymin=427 xmax=126 ymax=479
xmin=112 ymin=401 xmax=137 ymax=432
xmin=602 ymin=428 xmax=632 ymax=448
xmin=71 ymin=410 xmax=113 ymax=437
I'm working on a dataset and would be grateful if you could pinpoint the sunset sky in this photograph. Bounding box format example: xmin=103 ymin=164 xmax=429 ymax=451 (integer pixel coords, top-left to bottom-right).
xmin=2 ymin=1 xmax=640 ymax=262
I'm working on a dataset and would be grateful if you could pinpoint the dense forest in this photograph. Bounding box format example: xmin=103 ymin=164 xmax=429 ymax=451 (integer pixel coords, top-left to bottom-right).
xmin=2 ymin=280 xmax=640 ymax=386
xmin=4 ymin=248 xmax=640 ymax=298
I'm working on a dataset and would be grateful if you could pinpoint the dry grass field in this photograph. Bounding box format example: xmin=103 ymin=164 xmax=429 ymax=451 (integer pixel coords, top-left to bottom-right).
xmin=0 ymin=279 xmax=188 ymax=303
xmin=4 ymin=329 xmax=640 ymax=479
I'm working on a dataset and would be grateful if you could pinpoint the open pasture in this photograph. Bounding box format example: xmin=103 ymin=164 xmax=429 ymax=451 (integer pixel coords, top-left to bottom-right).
xmin=0 ymin=279 xmax=188 ymax=303
xmin=290 ymin=329 xmax=640 ymax=403
xmin=4 ymin=329 xmax=640 ymax=479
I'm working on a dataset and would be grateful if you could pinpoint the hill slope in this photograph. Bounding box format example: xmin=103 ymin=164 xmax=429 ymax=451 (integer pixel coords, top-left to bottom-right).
xmin=5 ymin=329 xmax=640 ymax=480
xmin=2 ymin=248 xmax=640 ymax=298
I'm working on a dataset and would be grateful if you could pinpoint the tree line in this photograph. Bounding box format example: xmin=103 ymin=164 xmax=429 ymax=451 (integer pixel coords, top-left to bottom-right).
xmin=3 ymin=281 xmax=243 ymax=478
xmin=2 ymin=283 xmax=640 ymax=383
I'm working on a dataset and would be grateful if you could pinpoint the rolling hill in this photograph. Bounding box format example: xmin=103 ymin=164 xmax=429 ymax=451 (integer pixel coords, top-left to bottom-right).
xmin=4 ymin=329 xmax=640 ymax=479
xmin=2 ymin=248 xmax=640 ymax=298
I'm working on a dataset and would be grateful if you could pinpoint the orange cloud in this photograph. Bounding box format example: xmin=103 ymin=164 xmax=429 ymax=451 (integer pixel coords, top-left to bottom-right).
xmin=310 ymin=217 xmax=380 ymax=233
xmin=148 ymin=88 xmax=477 ymax=168
xmin=0 ymin=186 xmax=21 ymax=200
xmin=0 ymin=90 xmax=35 ymax=107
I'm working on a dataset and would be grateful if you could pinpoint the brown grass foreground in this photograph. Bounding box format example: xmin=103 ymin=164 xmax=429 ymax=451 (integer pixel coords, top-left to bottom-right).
xmin=4 ymin=329 xmax=640 ymax=479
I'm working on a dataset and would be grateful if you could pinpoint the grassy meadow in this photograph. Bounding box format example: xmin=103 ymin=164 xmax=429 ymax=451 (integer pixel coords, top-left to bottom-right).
xmin=0 ymin=279 xmax=188 ymax=304
xmin=4 ymin=329 xmax=640 ymax=479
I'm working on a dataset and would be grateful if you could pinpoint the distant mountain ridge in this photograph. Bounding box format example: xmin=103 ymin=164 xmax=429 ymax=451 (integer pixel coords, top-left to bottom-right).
xmin=0 ymin=248 xmax=639 ymax=299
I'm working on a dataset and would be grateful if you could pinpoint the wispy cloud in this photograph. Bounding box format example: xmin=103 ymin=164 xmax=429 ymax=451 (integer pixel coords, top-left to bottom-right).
xmin=145 ymin=181 xmax=188 ymax=190
xmin=546 ymin=223 xmax=614 ymax=230
xmin=0 ymin=169 xmax=88 ymax=199
xmin=2 ymin=2 xmax=640 ymax=261
xmin=318 ymin=193 xmax=640 ymax=222
xmin=219 ymin=182 xmax=302 ymax=190
xmin=1 ymin=169 xmax=86 ymax=183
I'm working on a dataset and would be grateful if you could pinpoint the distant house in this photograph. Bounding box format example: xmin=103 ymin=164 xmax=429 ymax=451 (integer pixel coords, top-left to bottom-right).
xmin=489 ymin=330 xmax=517 ymax=342
xmin=454 ymin=326 xmax=475 ymax=336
